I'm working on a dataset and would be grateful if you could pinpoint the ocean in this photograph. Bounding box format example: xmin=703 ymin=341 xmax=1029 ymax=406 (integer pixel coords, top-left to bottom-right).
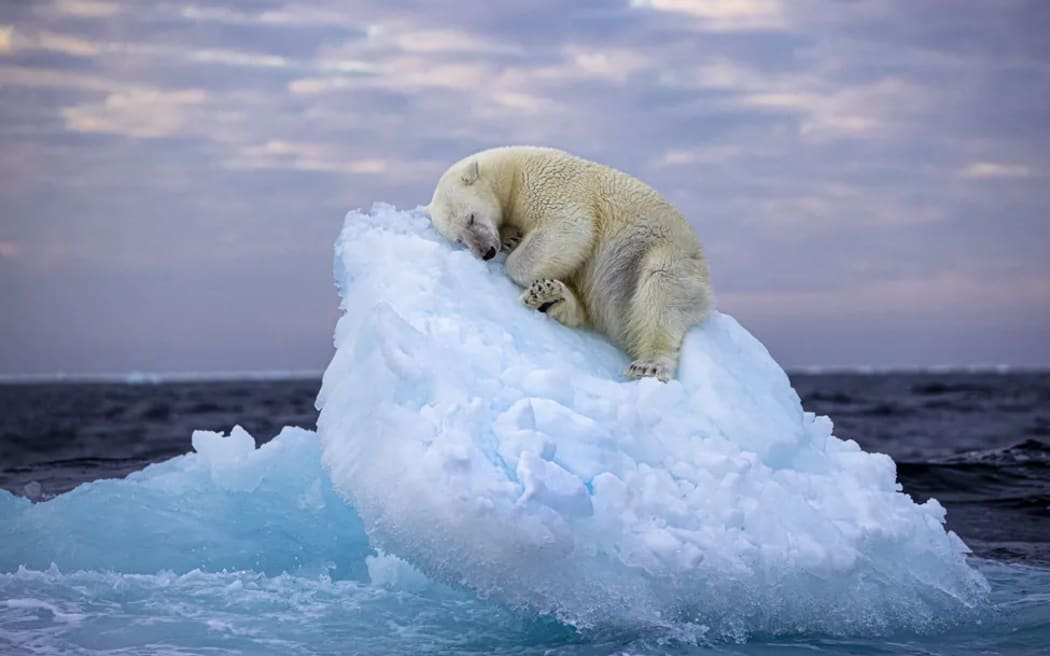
xmin=1 ymin=372 xmax=1048 ymax=654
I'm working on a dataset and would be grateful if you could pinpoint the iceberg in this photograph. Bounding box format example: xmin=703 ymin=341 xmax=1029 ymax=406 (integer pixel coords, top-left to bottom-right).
xmin=316 ymin=203 xmax=989 ymax=636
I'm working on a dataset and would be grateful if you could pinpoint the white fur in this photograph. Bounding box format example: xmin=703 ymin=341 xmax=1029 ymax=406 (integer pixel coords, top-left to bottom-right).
xmin=427 ymin=146 xmax=713 ymax=381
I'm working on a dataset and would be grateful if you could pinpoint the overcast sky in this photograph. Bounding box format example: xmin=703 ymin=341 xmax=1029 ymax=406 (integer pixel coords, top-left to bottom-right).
xmin=1 ymin=0 xmax=1048 ymax=375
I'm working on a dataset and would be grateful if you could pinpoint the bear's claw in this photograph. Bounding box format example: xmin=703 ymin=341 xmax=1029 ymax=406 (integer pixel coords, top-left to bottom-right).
xmin=501 ymin=232 xmax=523 ymax=253
xmin=521 ymin=279 xmax=566 ymax=313
xmin=625 ymin=358 xmax=672 ymax=383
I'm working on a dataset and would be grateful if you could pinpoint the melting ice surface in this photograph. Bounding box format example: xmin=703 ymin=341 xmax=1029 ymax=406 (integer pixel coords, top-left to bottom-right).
xmin=1 ymin=204 xmax=1047 ymax=655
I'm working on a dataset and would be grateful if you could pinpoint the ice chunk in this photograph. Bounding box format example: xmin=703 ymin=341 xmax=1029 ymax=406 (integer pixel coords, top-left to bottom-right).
xmin=366 ymin=550 xmax=430 ymax=591
xmin=317 ymin=203 xmax=989 ymax=635
xmin=515 ymin=451 xmax=593 ymax=518
xmin=0 ymin=427 xmax=371 ymax=580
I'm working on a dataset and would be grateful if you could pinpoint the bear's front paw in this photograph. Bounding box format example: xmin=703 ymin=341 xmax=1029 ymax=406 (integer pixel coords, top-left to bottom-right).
xmin=501 ymin=232 xmax=523 ymax=253
xmin=625 ymin=358 xmax=673 ymax=383
xmin=521 ymin=279 xmax=566 ymax=313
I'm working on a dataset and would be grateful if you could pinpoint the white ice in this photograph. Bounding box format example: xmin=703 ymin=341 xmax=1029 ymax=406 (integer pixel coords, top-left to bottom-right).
xmin=316 ymin=203 xmax=989 ymax=637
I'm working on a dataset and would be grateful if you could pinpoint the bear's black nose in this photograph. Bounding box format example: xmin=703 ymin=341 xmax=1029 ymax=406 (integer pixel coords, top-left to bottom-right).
xmin=483 ymin=247 xmax=497 ymax=260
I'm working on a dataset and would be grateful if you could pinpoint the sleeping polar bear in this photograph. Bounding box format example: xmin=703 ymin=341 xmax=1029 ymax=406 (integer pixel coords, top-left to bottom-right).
xmin=426 ymin=146 xmax=714 ymax=382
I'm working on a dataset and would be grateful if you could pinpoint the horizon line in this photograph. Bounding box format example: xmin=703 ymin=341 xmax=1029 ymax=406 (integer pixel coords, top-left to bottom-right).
xmin=1 ymin=364 xmax=1048 ymax=384
xmin=0 ymin=369 xmax=326 ymax=385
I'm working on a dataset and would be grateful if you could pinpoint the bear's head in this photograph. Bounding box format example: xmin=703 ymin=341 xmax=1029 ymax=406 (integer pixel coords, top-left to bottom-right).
xmin=426 ymin=159 xmax=502 ymax=261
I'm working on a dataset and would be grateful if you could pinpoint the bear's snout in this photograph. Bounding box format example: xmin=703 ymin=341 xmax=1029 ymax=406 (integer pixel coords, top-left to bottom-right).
xmin=483 ymin=247 xmax=497 ymax=261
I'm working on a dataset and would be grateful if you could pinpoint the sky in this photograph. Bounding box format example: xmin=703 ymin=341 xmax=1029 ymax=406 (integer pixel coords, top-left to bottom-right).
xmin=1 ymin=0 xmax=1048 ymax=375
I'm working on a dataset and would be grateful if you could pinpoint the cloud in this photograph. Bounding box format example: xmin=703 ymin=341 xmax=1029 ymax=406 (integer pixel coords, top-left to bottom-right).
xmin=371 ymin=25 xmax=522 ymax=55
xmin=226 ymin=140 xmax=389 ymax=175
xmin=188 ymin=48 xmax=292 ymax=69
xmin=62 ymin=89 xmax=208 ymax=138
xmin=959 ymin=162 xmax=1036 ymax=180
xmin=0 ymin=64 xmax=126 ymax=93
xmin=16 ymin=29 xmax=101 ymax=57
xmin=629 ymin=0 xmax=786 ymax=31
xmin=53 ymin=1 xmax=119 ymax=18
xmin=287 ymin=76 xmax=356 ymax=95
xmin=12 ymin=26 xmax=301 ymax=71
xmin=656 ymin=145 xmax=741 ymax=167
xmin=723 ymin=272 xmax=1050 ymax=320
xmin=0 ymin=25 xmax=12 ymax=53
xmin=739 ymin=77 xmax=930 ymax=140
xmin=178 ymin=5 xmax=358 ymax=28
xmin=566 ymin=47 xmax=650 ymax=82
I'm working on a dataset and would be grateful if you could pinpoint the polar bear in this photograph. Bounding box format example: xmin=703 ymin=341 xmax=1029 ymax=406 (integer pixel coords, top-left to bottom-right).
xmin=426 ymin=146 xmax=713 ymax=382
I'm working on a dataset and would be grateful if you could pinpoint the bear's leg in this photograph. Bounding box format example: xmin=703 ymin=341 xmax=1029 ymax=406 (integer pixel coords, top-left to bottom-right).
xmin=505 ymin=220 xmax=593 ymax=288
xmin=521 ymin=279 xmax=587 ymax=328
xmin=623 ymin=249 xmax=710 ymax=383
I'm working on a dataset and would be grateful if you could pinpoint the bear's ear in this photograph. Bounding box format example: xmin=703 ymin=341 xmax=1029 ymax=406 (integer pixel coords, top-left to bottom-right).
xmin=460 ymin=160 xmax=480 ymax=186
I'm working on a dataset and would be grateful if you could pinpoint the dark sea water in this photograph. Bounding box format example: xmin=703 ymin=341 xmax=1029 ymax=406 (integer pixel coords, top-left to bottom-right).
xmin=1 ymin=373 xmax=1048 ymax=654
xmin=0 ymin=377 xmax=320 ymax=500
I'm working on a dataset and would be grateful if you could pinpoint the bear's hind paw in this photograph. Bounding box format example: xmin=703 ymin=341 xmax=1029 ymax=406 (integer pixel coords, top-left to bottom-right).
xmin=625 ymin=358 xmax=673 ymax=383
